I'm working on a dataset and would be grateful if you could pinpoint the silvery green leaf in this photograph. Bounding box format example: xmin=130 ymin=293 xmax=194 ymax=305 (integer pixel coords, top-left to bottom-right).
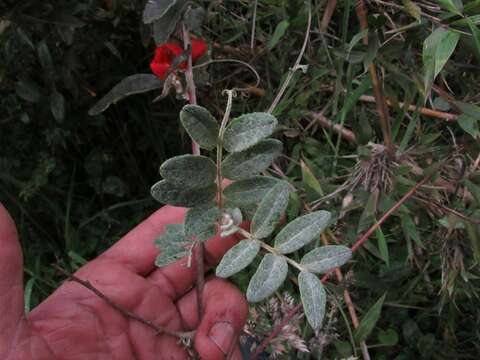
xmin=301 ymin=245 xmax=352 ymax=273
xmin=222 ymin=139 xmax=283 ymax=181
xmin=151 ymin=180 xmax=216 ymax=207
xmin=298 ymin=271 xmax=326 ymax=330
xmin=274 ymin=211 xmax=332 ymax=254
xmin=246 ymin=254 xmax=288 ymax=302
xmin=89 ymin=74 xmax=163 ymax=115
xmin=184 ymin=6 xmax=205 ymax=32
xmin=216 ymin=239 xmax=261 ymax=278
xmin=223 ymin=113 xmax=278 ymax=153
xmin=151 ymin=0 xmax=187 ymax=45
xmin=185 ymin=204 xmax=220 ymax=242
xmin=50 ymin=90 xmax=65 ymax=123
xmin=160 ymin=155 xmax=216 ymax=188
xmin=251 ymin=181 xmax=291 ymax=239
xmin=180 ymin=105 xmax=219 ymax=150
xmin=154 ymin=224 xmax=191 ymax=267
xmin=223 ymin=176 xmax=280 ymax=206
xmin=143 ymin=0 xmax=177 ymax=24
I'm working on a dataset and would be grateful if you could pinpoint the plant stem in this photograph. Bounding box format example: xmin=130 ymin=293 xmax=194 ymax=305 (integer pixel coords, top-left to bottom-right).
xmin=53 ymin=265 xmax=194 ymax=339
xmin=355 ymin=0 xmax=394 ymax=156
xmin=182 ymin=22 xmax=200 ymax=155
xmin=267 ymin=1 xmax=312 ymax=114
xmin=216 ymin=89 xmax=235 ymax=210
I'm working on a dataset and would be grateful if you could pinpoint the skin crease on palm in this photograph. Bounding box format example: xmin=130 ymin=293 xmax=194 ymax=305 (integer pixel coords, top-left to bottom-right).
xmin=0 ymin=203 xmax=249 ymax=360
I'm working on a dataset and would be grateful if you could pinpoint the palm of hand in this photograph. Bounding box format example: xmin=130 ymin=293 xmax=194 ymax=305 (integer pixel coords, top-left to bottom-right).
xmin=0 ymin=205 xmax=247 ymax=360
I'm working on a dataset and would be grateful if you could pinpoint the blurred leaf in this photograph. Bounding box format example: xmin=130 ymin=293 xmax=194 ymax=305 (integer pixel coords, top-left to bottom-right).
xmin=224 ymin=113 xmax=278 ymax=153
xmin=152 ymin=0 xmax=187 ymax=45
xmin=180 ymin=105 xmax=219 ymax=150
xmin=50 ymin=90 xmax=65 ymax=123
xmin=403 ymin=0 xmax=421 ymax=20
xmin=251 ymin=181 xmax=291 ymax=239
xmin=37 ymin=40 xmax=55 ymax=84
xmin=268 ymin=20 xmax=290 ymax=50
xmin=378 ymin=328 xmax=399 ymax=346
xmin=299 ymin=271 xmax=326 ymax=330
xmin=435 ymin=0 xmax=463 ymax=14
xmin=184 ymin=204 xmax=220 ymax=242
xmin=89 ymin=74 xmax=164 ymax=115
xmin=423 ymin=28 xmax=460 ymax=95
xmin=223 ymin=176 xmax=280 ymax=206
xmin=301 ymin=160 xmax=324 ymax=196
xmin=301 ymin=245 xmax=352 ymax=273
xmin=222 ymin=139 xmax=282 ymax=181
xmin=154 ymin=224 xmax=191 ymax=267
xmin=375 ymin=226 xmax=389 ymax=267
xmin=15 ymin=79 xmax=42 ymax=103
xmin=457 ymin=114 xmax=479 ymax=138
xmin=401 ymin=214 xmax=424 ymax=248
xmin=274 ymin=211 xmax=331 ymax=254
xmin=160 ymin=155 xmax=216 ymax=188
xmin=246 ymin=254 xmax=288 ymax=302
xmin=151 ymin=180 xmax=216 ymax=207
xmin=184 ymin=6 xmax=206 ymax=33
xmin=354 ymin=293 xmax=387 ymax=342
xmin=143 ymin=0 xmax=177 ymax=23
xmin=465 ymin=17 xmax=480 ymax=61
xmin=216 ymin=239 xmax=261 ymax=278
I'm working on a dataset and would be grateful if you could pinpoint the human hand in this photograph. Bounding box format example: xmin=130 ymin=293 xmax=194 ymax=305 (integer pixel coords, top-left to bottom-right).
xmin=0 ymin=203 xmax=248 ymax=360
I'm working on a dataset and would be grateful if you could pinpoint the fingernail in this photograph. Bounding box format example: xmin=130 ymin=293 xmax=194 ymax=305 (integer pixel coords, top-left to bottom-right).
xmin=208 ymin=321 xmax=234 ymax=354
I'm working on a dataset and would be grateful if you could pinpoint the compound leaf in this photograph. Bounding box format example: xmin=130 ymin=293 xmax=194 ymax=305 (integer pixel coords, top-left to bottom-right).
xmin=89 ymin=74 xmax=163 ymax=115
xmin=154 ymin=224 xmax=191 ymax=267
xmin=184 ymin=204 xmax=220 ymax=242
xmin=274 ymin=211 xmax=332 ymax=254
xmin=251 ymin=181 xmax=291 ymax=239
xmin=299 ymin=271 xmax=326 ymax=330
xmin=224 ymin=113 xmax=278 ymax=153
xmin=160 ymin=155 xmax=216 ymax=188
xmin=151 ymin=180 xmax=216 ymax=207
xmin=301 ymin=245 xmax=352 ymax=274
xmin=180 ymin=105 xmax=219 ymax=150
xmin=223 ymin=176 xmax=280 ymax=207
xmin=222 ymin=139 xmax=283 ymax=181
xmin=216 ymin=239 xmax=261 ymax=278
xmin=246 ymin=254 xmax=288 ymax=302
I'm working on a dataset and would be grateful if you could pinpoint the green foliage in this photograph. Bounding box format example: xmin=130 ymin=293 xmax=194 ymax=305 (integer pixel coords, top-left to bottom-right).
xmin=246 ymin=254 xmax=288 ymax=302
xmin=298 ymin=271 xmax=326 ymax=330
xmin=223 ymin=176 xmax=280 ymax=206
xmin=160 ymin=155 xmax=216 ymax=188
xmin=354 ymin=293 xmax=387 ymax=343
xmin=179 ymin=105 xmax=219 ymax=150
xmin=151 ymin=180 xmax=216 ymax=207
xmin=216 ymin=239 xmax=261 ymax=278
xmin=154 ymin=224 xmax=191 ymax=267
xmin=184 ymin=204 xmax=220 ymax=242
xmin=300 ymin=245 xmax=352 ymax=273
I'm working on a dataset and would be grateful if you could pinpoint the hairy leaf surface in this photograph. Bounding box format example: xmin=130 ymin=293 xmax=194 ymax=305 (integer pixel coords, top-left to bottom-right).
xmin=246 ymin=254 xmax=288 ymax=302
xmin=223 ymin=176 xmax=280 ymax=206
xmin=151 ymin=180 xmax=216 ymax=207
xmin=301 ymin=245 xmax=352 ymax=273
xmin=274 ymin=211 xmax=331 ymax=254
xmin=180 ymin=105 xmax=219 ymax=150
xmin=299 ymin=271 xmax=326 ymax=330
xmin=216 ymin=240 xmax=261 ymax=278
xmin=160 ymin=155 xmax=216 ymax=188
xmin=184 ymin=204 xmax=220 ymax=242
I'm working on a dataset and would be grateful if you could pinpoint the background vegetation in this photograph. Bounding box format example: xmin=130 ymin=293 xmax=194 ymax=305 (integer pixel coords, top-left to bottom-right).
xmin=1 ymin=0 xmax=480 ymax=358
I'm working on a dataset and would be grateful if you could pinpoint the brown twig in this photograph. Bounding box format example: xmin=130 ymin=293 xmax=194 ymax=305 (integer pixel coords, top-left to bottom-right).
xmin=359 ymin=95 xmax=458 ymax=121
xmin=53 ymin=264 xmax=194 ymax=339
xmin=320 ymin=0 xmax=337 ymax=32
xmin=355 ymin=0 xmax=394 ymax=155
xmin=310 ymin=112 xmax=357 ymax=144
xmin=321 ymin=234 xmax=371 ymax=360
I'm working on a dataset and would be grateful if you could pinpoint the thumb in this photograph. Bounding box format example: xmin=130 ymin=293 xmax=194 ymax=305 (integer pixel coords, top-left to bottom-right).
xmin=0 ymin=203 xmax=24 ymax=352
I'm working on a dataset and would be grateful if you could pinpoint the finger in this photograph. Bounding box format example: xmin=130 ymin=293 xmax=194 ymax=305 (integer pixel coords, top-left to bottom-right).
xmin=148 ymin=221 xmax=248 ymax=299
xmin=100 ymin=205 xmax=186 ymax=274
xmin=0 ymin=203 xmax=24 ymax=353
xmin=176 ymin=277 xmax=248 ymax=360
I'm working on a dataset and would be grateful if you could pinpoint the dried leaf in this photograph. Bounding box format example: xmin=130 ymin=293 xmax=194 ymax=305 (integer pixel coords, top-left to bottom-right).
xmin=216 ymin=240 xmax=261 ymax=278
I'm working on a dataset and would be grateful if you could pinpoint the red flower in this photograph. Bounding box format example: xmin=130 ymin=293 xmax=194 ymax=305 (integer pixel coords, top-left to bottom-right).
xmin=150 ymin=38 xmax=208 ymax=80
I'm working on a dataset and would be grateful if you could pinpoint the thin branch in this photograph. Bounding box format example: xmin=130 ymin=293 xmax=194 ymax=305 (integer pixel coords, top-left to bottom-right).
xmin=250 ymin=0 xmax=258 ymax=50
xmin=320 ymin=0 xmax=338 ymax=32
xmin=359 ymin=95 xmax=458 ymax=121
xmin=182 ymin=22 xmax=200 ymax=155
xmin=53 ymin=265 xmax=194 ymax=339
xmin=355 ymin=0 xmax=394 ymax=155
xmin=267 ymin=1 xmax=312 ymax=114
xmin=310 ymin=112 xmax=357 ymax=144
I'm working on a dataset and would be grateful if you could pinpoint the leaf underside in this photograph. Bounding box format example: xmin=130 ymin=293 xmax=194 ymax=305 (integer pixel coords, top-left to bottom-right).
xmin=301 ymin=245 xmax=352 ymax=274
xmin=216 ymin=239 xmax=261 ymax=278
xmin=246 ymin=254 xmax=288 ymax=302
xmin=299 ymin=271 xmax=326 ymax=330
xmin=184 ymin=204 xmax=220 ymax=242
xmin=154 ymin=223 xmax=191 ymax=267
